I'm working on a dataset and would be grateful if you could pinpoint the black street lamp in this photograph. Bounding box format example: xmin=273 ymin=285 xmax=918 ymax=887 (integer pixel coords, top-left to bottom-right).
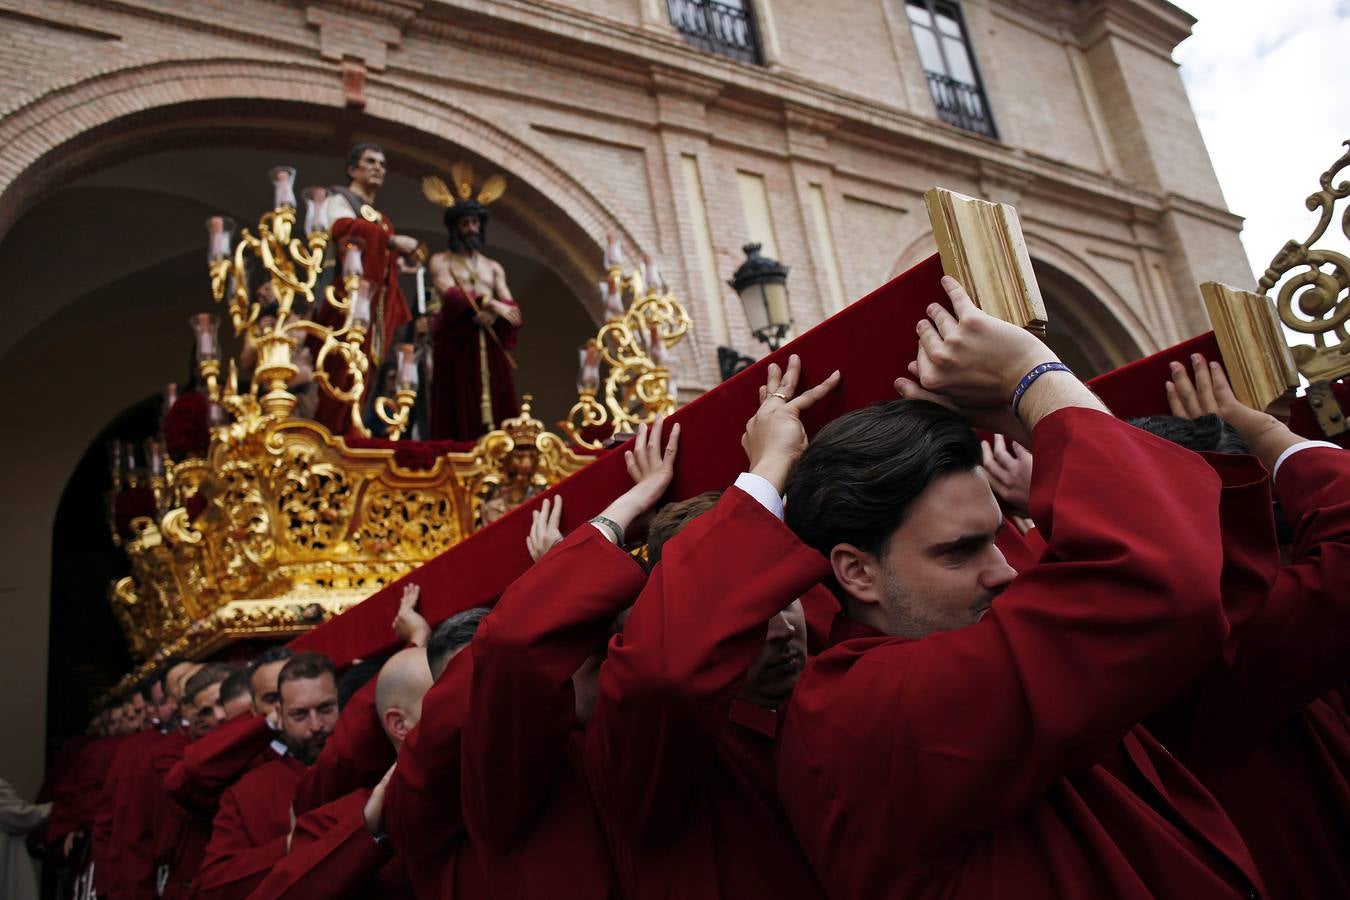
xmin=728 ymin=243 xmax=792 ymax=351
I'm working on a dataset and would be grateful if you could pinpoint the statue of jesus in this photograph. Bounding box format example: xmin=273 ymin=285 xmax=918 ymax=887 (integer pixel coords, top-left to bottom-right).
xmin=419 ymin=167 xmax=523 ymax=441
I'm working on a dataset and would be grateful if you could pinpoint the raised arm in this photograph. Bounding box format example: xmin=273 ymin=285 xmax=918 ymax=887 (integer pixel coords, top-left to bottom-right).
xmin=244 ymin=786 xmax=387 ymax=900
xmin=165 ymin=715 xmax=274 ymax=814
xmin=781 ymin=281 xmax=1227 ymax=870
xmin=463 ymin=421 xmax=673 ymax=849
xmin=381 ymin=648 xmax=473 ymax=893
xmin=586 ymin=362 xmax=837 ymax=838
xmin=1158 ymin=355 xmax=1350 ymax=738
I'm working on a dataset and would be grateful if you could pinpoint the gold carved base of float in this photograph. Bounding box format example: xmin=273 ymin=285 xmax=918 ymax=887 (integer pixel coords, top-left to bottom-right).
xmin=110 ymin=399 xmax=591 ymax=687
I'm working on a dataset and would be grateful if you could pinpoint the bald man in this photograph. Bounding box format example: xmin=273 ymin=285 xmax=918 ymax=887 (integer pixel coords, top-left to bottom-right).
xmin=375 ymin=648 xmax=434 ymax=745
xmin=248 ymin=648 xmax=432 ymax=899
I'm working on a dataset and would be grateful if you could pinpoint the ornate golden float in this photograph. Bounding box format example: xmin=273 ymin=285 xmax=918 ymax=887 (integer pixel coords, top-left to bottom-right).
xmin=108 ymin=168 xmax=690 ymax=670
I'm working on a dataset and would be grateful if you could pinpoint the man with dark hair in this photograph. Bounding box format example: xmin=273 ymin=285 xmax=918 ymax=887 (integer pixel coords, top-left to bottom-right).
xmin=245 ymin=646 xmax=293 ymax=719
xmin=770 ymin=277 xmax=1264 ymax=899
xmin=217 ymin=670 xmax=253 ymax=721
xmin=426 ymin=606 xmax=489 ymax=679
xmin=183 ymin=665 xmax=234 ymax=740
xmin=643 ymin=489 xmax=720 ymax=569
xmin=90 ymin=683 xmax=164 ymax=897
xmin=251 ymin=646 xmax=434 ymax=898
xmin=312 ymin=143 xmax=418 ymax=436
xmin=160 ymin=649 xmax=291 ymax=900
xmin=95 ymin=659 xmax=198 ymax=900
xmin=195 ymin=653 xmax=339 ymax=899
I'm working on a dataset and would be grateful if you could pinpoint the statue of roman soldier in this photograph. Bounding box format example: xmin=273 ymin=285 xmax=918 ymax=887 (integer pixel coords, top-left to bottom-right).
xmin=419 ymin=165 xmax=523 ymax=441
xmin=311 ymin=143 xmax=419 ymax=435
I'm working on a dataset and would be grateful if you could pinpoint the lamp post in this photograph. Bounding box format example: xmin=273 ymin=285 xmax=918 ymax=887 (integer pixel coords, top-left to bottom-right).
xmin=729 ymin=242 xmax=792 ymax=351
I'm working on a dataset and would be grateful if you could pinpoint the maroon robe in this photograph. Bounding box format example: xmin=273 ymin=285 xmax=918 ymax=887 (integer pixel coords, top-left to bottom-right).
xmin=1152 ymin=445 xmax=1350 ymax=900
xmin=149 ymin=730 xmax=199 ymax=900
xmin=196 ymin=755 xmax=308 ymax=900
xmin=33 ymin=732 xmax=93 ymax=844
xmin=583 ymin=489 xmax=827 ymax=900
xmin=776 ymin=408 xmax=1266 ymax=899
xmin=243 ymin=789 xmax=397 ymax=900
xmin=313 ymin=207 xmax=412 ymax=436
xmin=383 ymin=648 xmax=486 ymax=900
xmin=163 ymin=716 xmax=281 ymax=900
xmin=98 ymin=727 xmax=175 ymax=899
xmin=273 ymin=677 xmax=410 ymax=898
xmin=290 ymin=679 xmax=393 ymax=817
xmin=428 ymin=285 xmax=520 ymax=441
xmin=91 ymin=728 xmax=160 ymax=896
xmin=463 ymin=526 xmax=638 ymax=898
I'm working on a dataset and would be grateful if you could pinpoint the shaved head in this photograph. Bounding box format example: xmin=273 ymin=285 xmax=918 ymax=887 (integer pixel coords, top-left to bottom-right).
xmin=375 ymin=647 xmax=434 ymax=748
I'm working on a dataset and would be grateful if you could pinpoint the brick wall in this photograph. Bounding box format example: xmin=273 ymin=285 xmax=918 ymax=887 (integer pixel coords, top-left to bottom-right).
xmin=0 ymin=0 xmax=1252 ymax=797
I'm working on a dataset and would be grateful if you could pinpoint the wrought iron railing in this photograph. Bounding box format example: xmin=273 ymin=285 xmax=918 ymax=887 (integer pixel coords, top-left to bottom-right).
xmin=668 ymin=0 xmax=761 ymax=65
xmin=925 ymin=71 xmax=997 ymax=138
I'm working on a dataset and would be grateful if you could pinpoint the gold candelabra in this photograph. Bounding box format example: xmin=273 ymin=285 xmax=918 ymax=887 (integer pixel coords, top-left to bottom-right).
xmin=202 ymin=168 xmax=415 ymax=438
xmin=561 ymin=241 xmax=691 ymax=449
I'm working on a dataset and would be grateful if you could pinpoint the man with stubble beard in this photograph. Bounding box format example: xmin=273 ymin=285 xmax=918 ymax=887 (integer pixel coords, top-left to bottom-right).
xmin=195 ymin=653 xmax=339 ymax=900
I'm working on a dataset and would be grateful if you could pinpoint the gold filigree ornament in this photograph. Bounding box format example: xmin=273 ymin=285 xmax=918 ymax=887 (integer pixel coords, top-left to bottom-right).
xmin=204 ymin=169 xmax=378 ymax=438
xmin=451 ymin=395 xmax=593 ymax=528
xmin=1202 ymin=141 xmax=1350 ymax=434
xmin=561 ymin=243 xmax=692 ymax=450
xmin=1252 ymin=141 xmax=1350 ymax=433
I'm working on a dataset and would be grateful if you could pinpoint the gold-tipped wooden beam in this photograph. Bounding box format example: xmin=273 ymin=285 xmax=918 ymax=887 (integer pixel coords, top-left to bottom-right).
xmin=925 ymin=187 xmax=1048 ymax=336
xmin=1200 ymin=282 xmax=1300 ymax=415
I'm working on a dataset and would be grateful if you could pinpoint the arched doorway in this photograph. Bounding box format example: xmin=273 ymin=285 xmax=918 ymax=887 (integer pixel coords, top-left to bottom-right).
xmin=1032 ymin=259 xmax=1145 ymax=379
xmin=4 ymin=96 xmax=634 ymax=763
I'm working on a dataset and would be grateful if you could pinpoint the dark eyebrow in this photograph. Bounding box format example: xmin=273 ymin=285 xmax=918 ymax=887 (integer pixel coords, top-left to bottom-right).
xmin=930 ymin=518 xmax=1005 ymax=554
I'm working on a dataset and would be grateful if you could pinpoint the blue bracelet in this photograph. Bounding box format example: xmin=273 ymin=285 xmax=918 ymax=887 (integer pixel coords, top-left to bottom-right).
xmin=1011 ymin=362 xmax=1072 ymax=417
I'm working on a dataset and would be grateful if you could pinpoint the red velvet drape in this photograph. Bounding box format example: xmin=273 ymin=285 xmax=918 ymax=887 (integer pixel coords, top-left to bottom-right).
xmin=292 ymin=255 xmax=950 ymax=664
xmin=292 ymin=255 xmax=1344 ymax=665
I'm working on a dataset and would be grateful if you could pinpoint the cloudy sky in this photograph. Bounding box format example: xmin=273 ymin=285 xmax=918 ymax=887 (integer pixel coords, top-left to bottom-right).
xmin=1172 ymin=0 xmax=1350 ymax=281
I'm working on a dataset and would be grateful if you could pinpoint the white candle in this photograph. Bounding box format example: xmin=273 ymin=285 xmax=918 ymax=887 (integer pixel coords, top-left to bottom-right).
xmin=302 ymin=186 xmax=329 ymax=234
xmin=270 ymin=166 xmax=297 ymax=209
xmin=341 ymin=239 xmax=365 ymax=277
xmin=416 ymin=266 xmax=426 ymax=316
xmin=603 ymin=234 xmax=625 ymax=269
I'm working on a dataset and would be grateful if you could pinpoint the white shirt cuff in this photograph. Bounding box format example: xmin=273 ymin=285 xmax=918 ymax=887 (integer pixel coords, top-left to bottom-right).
xmin=1272 ymin=440 xmax=1341 ymax=481
xmin=734 ymin=472 xmax=785 ymax=521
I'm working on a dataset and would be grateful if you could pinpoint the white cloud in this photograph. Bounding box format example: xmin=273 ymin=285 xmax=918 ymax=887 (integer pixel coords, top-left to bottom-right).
xmin=1173 ymin=0 xmax=1350 ymax=288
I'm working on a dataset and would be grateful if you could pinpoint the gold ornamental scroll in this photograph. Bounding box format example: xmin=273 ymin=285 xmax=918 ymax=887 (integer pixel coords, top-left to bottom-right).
xmin=1200 ymin=282 xmax=1300 ymax=414
xmin=924 ymin=187 xmax=1048 ymax=336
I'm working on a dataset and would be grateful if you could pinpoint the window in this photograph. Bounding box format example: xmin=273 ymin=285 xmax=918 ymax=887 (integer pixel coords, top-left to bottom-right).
xmin=668 ymin=0 xmax=763 ymax=65
xmin=905 ymin=0 xmax=997 ymax=138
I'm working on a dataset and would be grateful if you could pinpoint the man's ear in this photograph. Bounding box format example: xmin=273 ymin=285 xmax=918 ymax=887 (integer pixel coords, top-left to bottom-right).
xmin=830 ymin=543 xmax=883 ymax=608
xmin=382 ymin=708 xmax=406 ymax=740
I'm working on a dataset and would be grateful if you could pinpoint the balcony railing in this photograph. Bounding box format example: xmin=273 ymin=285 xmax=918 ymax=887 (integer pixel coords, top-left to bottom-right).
xmin=925 ymin=71 xmax=997 ymax=139
xmin=668 ymin=0 xmax=762 ymax=65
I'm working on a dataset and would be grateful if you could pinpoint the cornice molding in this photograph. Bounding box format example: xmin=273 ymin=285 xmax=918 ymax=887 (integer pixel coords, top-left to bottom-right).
xmin=1074 ymin=0 xmax=1196 ymax=55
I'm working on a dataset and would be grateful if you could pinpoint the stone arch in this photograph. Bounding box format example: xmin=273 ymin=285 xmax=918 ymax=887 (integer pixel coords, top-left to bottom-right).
xmin=1 ymin=58 xmax=663 ymax=789
xmin=0 ymin=57 xmax=645 ymax=309
xmin=887 ymin=229 xmax=1148 ymax=378
xmin=1022 ymin=232 xmax=1153 ymax=367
